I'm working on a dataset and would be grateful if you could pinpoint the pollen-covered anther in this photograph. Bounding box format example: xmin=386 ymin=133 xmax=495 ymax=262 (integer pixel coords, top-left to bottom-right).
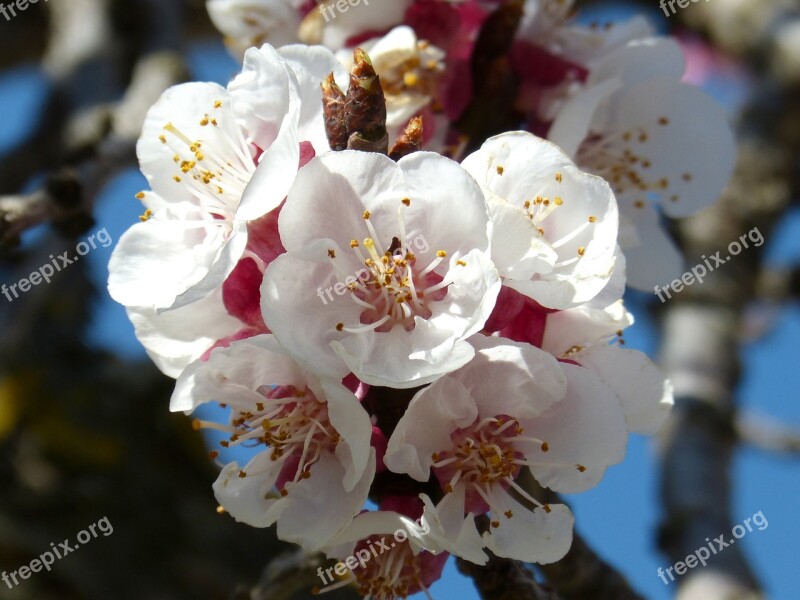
xmin=403 ymin=71 xmax=419 ymax=87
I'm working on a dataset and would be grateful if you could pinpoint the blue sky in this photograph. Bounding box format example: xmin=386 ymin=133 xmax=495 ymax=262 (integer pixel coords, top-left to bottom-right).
xmin=1 ymin=5 xmax=797 ymax=598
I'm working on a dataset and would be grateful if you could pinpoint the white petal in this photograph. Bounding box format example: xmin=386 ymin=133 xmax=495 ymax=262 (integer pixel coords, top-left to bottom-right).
xmin=482 ymin=489 xmax=573 ymax=565
xmin=207 ymin=0 xmax=300 ymax=57
xmin=454 ymin=335 xmax=567 ymax=420
xmin=323 ymin=379 xmax=374 ymax=491
xmin=278 ymin=44 xmax=349 ymax=152
xmin=548 ymin=77 xmax=621 ymax=157
xmin=167 ymin=220 xmax=249 ymax=311
xmin=384 ymin=376 xmax=479 ymax=481
xmin=588 ymin=37 xmax=685 ymax=88
xmin=137 ymin=83 xmax=240 ymax=204
xmin=276 ymin=450 xmax=376 ymax=551
xmin=278 ymin=151 xmax=405 ymax=261
xmin=170 ymin=334 xmax=310 ymax=412
xmin=611 ymin=78 xmax=735 ymax=218
xmin=331 ymin=323 xmax=477 ymax=389
xmin=524 ymin=363 xmax=627 ymax=493
xmin=230 ymin=44 xmax=302 ymax=221
xmin=575 ymin=344 xmax=673 ymax=435
xmin=540 ymin=293 xmax=633 ymax=358
xmin=126 ymin=286 xmax=242 ymax=378
xmin=108 ymin=206 xmax=231 ymax=309
xmin=320 ymin=0 xmax=413 ymax=49
xmin=213 ymin=453 xmax=285 ymax=528
xmin=261 ymin=254 xmax=356 ymax=379
xmin=485 ymin=193 xmax=558 ymax=279
xmin=420 ymin=490 xmax=488 ymax=564
xmin=618 ymin=199 xmax=684 ymax=291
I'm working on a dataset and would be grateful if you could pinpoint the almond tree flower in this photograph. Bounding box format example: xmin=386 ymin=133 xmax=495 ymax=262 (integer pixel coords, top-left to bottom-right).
xmin=462 ymin=131 xmax=618 ymax=310
xmin=261 ymin=150 xmax=501 ymax=388
xmin=335 ymin=26 xmax=446 ymax=134
xmin=509 ymin=0 xmax=653 ymax=136
xmin=207 ymin=0 xmax=303 ymax=58
xmin=516 ymin=0 xmax=654 ymax=67
xmin=547 ymin=36 xmax=736 ymax=289
xmin=171 ymin=334 xmax=376 ymax=551
xmin=321 ymin=499 xmax=449 ymax=599
xmin=108 ymin=44 xmax=346 ymax=375
xmin=109 ymin=44 xmax=303 ymax=313
xmin=385 ymin=335 xmax=627 ymax=562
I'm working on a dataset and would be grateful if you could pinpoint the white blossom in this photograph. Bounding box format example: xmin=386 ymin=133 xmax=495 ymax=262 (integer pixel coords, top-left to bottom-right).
xmin=261 ymin=149 xmax=500 ymax=388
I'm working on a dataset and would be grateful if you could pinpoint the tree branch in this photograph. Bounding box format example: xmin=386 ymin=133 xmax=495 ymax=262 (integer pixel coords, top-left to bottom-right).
xmin=736 ymin=411 xmax=800 ymax=455
xmin=656 ymin=87 xmax=798 ymax=599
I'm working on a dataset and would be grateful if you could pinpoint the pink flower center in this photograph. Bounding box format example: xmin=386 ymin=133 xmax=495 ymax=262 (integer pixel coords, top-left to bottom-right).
xmin=196 ymin=385 xmax=339 ymax=489
xmin=431 ymin=415 xmax=549 ymax=517
xmin=330 ymin=201 xmax=463 ymax=334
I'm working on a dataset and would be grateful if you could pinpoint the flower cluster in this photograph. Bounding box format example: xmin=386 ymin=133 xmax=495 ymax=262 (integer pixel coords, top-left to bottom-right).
xmin=103 ymin=1 xmax=739 ymax=596
xmin=206 ymin=0 xmax=736 ymax=290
